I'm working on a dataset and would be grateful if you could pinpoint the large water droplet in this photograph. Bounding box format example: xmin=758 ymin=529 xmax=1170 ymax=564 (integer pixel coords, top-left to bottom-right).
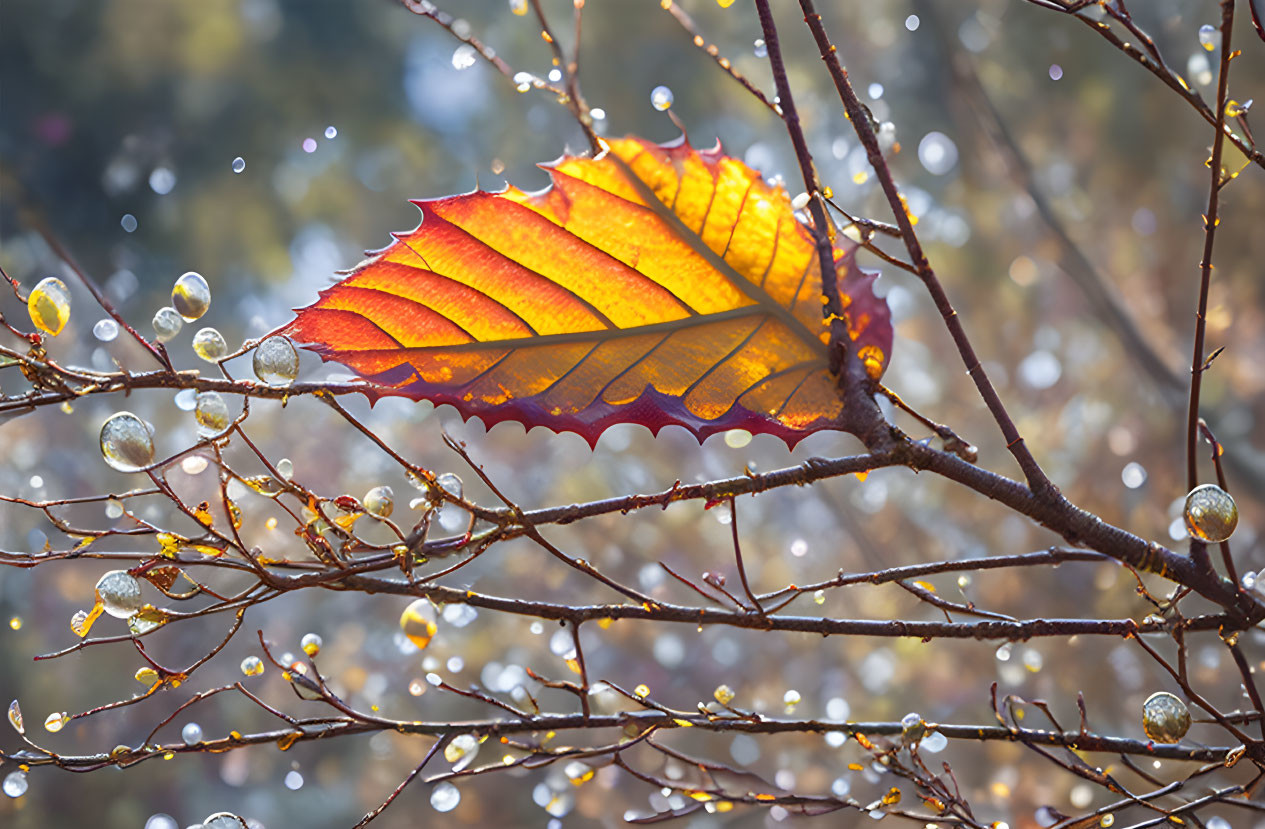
xmin=152 ymin=306 xmax=184 ymax=343
xmin=300 ymin=633 xmax=322 ymax=657
xmin=1142 ymin=691 xmax=1190 ymax=743
xmin=252 ymin=335 xmax=299 ymax=385
xmin=452 ymin=44 xmax=477 ymax=70
xmin=2 ymin=770 xmax=28 ymax=798
xmin=445 ymin=733 xmax=480 ymax=771
xmin=650 ymin=85 xmax=674 ymax=111
xmin=1184 ymin=484 xmax=1238 ymax=542
xmin=93 ymin=318 xmax=119 ymax=342
xmin=431 ymin=781 xmax=461 ymax=812
xmin=364 ymin=485 xmax=394 ymax=518
xmin=1198 ymin=23 xmax=1219 ymax=51
xmin=192 ymin=327 xmax=229 ymax=362
xmin=172 ymin=272 xmax=211 ymax=321
xmin=194 ymin=391 xmax=231 ymax=437
xmin=400 ymin=599 xmax=438 ymax=649
xmin=28 ymin=277 xmax=71 ymax=336
xmin=100 ymin=412 xmax=155 ymax=472
xmin=95 ymin=570 xmax=144 ymax=618
xmin=241 ymin=656 xmax=264 ymax=677
xmin=181 ymin=722 xmax=203 ymax=745
xmin=232 ymin=157 xmax=246 ymax=174
xmin=7 ymin=700 xmax=24 ymax=734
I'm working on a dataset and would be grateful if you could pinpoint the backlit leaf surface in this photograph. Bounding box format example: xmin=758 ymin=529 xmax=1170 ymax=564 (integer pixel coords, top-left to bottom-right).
xmin=282 ymin=136 xmax=892 ymax=446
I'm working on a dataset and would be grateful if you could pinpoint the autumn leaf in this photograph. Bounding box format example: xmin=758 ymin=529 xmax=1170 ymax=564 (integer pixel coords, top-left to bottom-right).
xmin=282 ymin=136 xmax=892 ymax=446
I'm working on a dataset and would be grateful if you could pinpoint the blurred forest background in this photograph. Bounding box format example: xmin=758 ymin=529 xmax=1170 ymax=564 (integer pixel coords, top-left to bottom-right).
xmin=2 ymin=0 xmax=1264 ymax=826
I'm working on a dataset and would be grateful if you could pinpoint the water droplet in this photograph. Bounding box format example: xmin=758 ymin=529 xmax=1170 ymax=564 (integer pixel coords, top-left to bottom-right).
xmin=634 ymin=683 xmax=650 ymax=698
xmin=191 ymin=327 xmax=229 ymax=362
xmin=445 ymin=733 xmax=480 ymax=771
xmin=324 ymin=125 xmax=337 ymax=140
xmin=452 ymin=44 xmax=477 ymax=70
xmin=241 ymin=656 xmax=264 ymax=677
xmin=8 ymin=617 xmax=21 ymax=631
xmin=431 ymin=781 xmax=461 ymax=812
xmin=813 ymin=589 xmax=826 ymax=604
xmin=284 ymin=770 xmax=304 ymax=790
xmin=867 ymin=82 xmax=884 ymax=100
xmin=3 ymin=770 xmax=28 ymax=798
xmin=783 ymin=689 xmax=801 ymax=710
xmin=1121 ymin=462 xmax=1147 ymax=489
xmin=590 ymin=107 xmax=606 ymax=121
xmin=995 ymin=643 xmax=1013 ymax=662
xmin=120 ymin=213 xmax=138 ymax=233
xmin=144 ymin=816 xmax=178 ymax=829
xmin=44 ymin=712 xmax=68 ymax=732
xmin=253 ymin=335 xmax=299 ymax=385
xmin=1048 ymin=64 xmax=1064 ymax=81
xmin=920 ymin=730 xmax=948 ymax=753
xmin=753 ymin=38 xmax=767 ymax=57
xmin=564 ymin=760 xmax=593 ymax=785
xmin=96 ymin=570 xmax=144 ymax=618
xmin=232 ymin=156 xmax=246 ymax=174
xmin=900 ymin=712 xmax=926 ymax=743
xmin=93 ymin=318 xmax=119 ymax=342
xmin=1184 ymin=484 xmax=1238 ymax=542
xmin=152 ymin=306 xmax=184 ymax=343
xmin=1206 ymin=818 xmax=1231 ymax=829
xmin=713 ymin=684 xmax=735 ymax=705
xmin=513 ymin=71 xmax=533 ymax=93
xmin=100 ymin=412 xmax=155 ymax=472
xmin=1198 ymin=24 xmax=1219 ymax=51
xmin=1019 ymin=349 xmax=1061 ymax=389
xmin=171 ymin=272 xmax=211 ymax=321
xmin=650 ymin=85 xmax=674 ymax=111
xmin=1142 ymin=691 xmax=1190 ymax=743
xmin=364 ymin=485 xmax=394 ymax=518
xmin=27 ymin=277 xmax=71 ymax=336
xmin=194 ymin=391 xmax=231 ymax=437
xmin=300 ymin=633 xmax=322 ymax=657
xmin=7 ymin=700 xmax=24 ymax=734
xmin=905 ymin=14 xmax=920 ymax=31
xmin=182 ymin=722 xmax=203 ymax=744
xmin=168 ymin=390 xmax=196 ymax=413
xmin=790 ymin=538 xmax=808 ymax=557
xmin=548 ymin=68 xmax=562 ymax=83
xmin=400 ymin=599 xmax=438 ymax=649
xmin=1022 ymin=648 xmax=1044 ymax=672
xmin=509 ymin=0 xmax=528 ymax=15
xmin=302 ymin=137 xmax=317 ymax=153
xmin=917 ymin=132 xmax=958 ymax=176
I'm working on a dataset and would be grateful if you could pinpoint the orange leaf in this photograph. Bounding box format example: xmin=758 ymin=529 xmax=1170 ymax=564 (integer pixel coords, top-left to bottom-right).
xmin=283 ymin=136 xmax=892 ymax=446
